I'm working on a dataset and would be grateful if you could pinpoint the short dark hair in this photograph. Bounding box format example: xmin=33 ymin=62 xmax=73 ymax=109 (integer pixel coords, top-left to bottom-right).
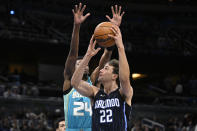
xmin=108 ymin=59 xmax=119 ymax=75
xmin=54 ymin=117 xmax=65 ymax=129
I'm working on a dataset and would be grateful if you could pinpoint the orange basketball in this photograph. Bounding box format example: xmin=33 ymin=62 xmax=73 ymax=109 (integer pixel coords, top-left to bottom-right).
xmin=94 ymin=22 xmax=115 ymax=48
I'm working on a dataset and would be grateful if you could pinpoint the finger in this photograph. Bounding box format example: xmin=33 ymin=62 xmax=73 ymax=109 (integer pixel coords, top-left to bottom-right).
xmin=72 ymin=9 xmax=75 ymax=15
xmin=111 ymin=26 xmax=118 ymax=33
xmin=121 ymin=11 xmax=125 ymax=17
xmin=81 ymin=5 xmax=86 ymax=13
xmin=108 ymin=34 xmax=115 ymax=39
xmin=118 ymin=6 xmax=122 ymax=15
xmin=78 ymin=3 xmax=82 ymax=12
xmin=115 ymin=5 xmax=118 ymax=14
xmin=92 ymin=34 xmax=95 ymax=40
xmin=84 ymin=13 xmax=90 ymax=20
xmin=95 ymin=48 xmax=101 ymax=54
xmin=105 ymin=15 xmax=111 ymax=21
xmin=75 ymin=5 xmax=78 ymax=12
xmin=110 ymin=28 xmax=117 ymax=35
xmin=114 ymin=25 xmax=121 ymax=33
xmin=90 ymin=35 xmax=94 ymax=44
xmin=112 ymin=24 xmax=119 ymax=29
xmin=92 ymin=40 xmax=97 ymax=49
xmin=111 ymin=6 xmax=115 ymax=15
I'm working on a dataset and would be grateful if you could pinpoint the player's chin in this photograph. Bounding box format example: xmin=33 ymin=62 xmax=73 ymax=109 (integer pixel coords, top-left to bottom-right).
xmin=98 ymin=77 xmax=102 ymax=82
xmin=85 ymin=68 xmax=90 ymax=73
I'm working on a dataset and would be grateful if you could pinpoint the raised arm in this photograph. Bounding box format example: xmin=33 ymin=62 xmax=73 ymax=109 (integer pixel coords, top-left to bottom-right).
xmin=71 ymin=36 xmax=100 ymax=97
xmin=90 ymin=48 xmax=112 ymax=85
xmin=109 ymin=26 xmax=133 ymax=105
xmin=91 ymin=5 xmax=125 ymax=85
xmin=63 ymin=3 xmax=90 ymax=92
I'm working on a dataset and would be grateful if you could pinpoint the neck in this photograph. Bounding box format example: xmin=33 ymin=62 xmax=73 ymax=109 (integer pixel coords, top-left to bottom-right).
xmin=103 ymin=81 xmax=118 ymax=95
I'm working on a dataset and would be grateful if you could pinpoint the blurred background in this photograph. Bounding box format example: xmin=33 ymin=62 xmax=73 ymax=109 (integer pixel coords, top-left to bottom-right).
xmin=0 ymin=0 xmax=197 ymax=131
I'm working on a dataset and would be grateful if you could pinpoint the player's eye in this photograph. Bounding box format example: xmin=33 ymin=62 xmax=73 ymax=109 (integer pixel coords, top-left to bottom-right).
xmin=60 ymin=124 xmax=65 ymax=127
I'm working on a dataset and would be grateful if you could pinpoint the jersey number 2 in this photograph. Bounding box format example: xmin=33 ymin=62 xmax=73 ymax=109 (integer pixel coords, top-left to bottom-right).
xmin=73 ymin=102 xmax=92 ymax=116
xmin=100 ymin=109 xmax=112 ymax=123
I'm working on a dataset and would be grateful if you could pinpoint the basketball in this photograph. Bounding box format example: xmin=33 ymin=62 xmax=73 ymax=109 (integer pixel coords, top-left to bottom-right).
xmin=94 ymin=22 xmax=115 ymax=48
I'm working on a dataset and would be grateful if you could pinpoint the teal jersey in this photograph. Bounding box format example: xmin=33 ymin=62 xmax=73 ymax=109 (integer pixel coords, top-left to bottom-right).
xmin=64 ymin=77 xmax=92 ymax=131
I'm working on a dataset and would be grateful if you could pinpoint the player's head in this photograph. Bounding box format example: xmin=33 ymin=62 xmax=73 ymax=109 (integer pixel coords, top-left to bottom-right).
xmin=75 ymin=56 xmax=89 ymax=75
xmin=55 ymin=117 xmax=65 ymax=131
xmin=98 ymin=59 xmax=119 ymax=84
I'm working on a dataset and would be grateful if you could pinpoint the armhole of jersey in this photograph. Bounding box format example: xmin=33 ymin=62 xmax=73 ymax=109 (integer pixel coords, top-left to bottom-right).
xmin=63 ymin=87 xmax=73 ymax=95
xmin=64 ymin=94 xmax=69 ymax=128
xmin=63 ymin=88 xmax=74 ymax=128
xmin=118 ymin=87 xmax=132 ymax=107
xmin=118 ymin=88 xmax=126 ymax=102
xmin=92 ymin=89 xmax=101 ymax=104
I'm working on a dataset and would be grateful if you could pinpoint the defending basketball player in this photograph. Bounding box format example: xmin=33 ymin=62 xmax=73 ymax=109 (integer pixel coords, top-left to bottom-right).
xmin=63 ymin=3 xmax=125 ymax=131
xmin=63 ymin=3 xmax=92 ymax=131
xmin=71 ymin=25 xmax=133 ymax=131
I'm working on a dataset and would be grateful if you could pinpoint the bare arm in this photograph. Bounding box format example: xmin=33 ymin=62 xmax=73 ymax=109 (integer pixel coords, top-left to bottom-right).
xmin=90 ymin=49 xmax=112 ymax=85
xmin=63 ymin=3 xmax=90 ymax=92
xmin=71 ymin=36 xmax=101 ymax=97
xmin=63 ymin=24 xmax=80 ymax=80
xmin=71 ymin=54 xmax=95 ymax=97
xmin=109 ymin=26 xmax=133 ymax=105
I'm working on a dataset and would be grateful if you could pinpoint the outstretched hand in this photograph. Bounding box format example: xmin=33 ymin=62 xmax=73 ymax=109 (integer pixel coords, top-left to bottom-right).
xmin=106 ymin=5 xmax=125 ymax=27
xmin=86 ymin=36 xmax=101 ymax=57
xmin=72 ymin=3 xmax=90 ymax=25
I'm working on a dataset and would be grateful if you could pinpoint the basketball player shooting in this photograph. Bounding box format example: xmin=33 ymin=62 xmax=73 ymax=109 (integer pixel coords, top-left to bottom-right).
xmin=71 ymin=25 xmax=133 ymax=131
xmin=62 ymin=3 xmax=125 ymax=131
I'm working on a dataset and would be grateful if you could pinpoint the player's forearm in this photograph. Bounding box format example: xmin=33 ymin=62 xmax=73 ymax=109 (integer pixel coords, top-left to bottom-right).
xmin=70 ymin=24 xmax=80 ymax=56
xmin=118 ymin=46 xmax=130 ymax=82
xmin=99 ymin=49 xmax=112 ymax=68
xmin=91 ymin=49 xmax=112 ymax=84
xmin=71 ymin=54 xmax=92 ymax=89
xmin=63 ymin=24 xmax=80 ymax=79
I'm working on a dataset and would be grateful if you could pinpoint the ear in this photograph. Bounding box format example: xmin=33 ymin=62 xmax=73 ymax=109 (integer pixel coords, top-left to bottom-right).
xmin=112 ymin=74 xmax=118 ymax=81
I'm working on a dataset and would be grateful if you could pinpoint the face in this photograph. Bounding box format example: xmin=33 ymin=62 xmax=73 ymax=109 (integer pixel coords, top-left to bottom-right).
xmin=98 ymin=63 xmax=117 ymax=83
xmin=57 ymin=120 xmax=65 ymax=131
xmin=75 ymin=59 xmax=89 ymax=74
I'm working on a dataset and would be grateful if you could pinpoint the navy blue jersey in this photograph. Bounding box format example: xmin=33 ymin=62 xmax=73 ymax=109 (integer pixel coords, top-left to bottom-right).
xmin=92 ymin=88 xmax=128 ymax=131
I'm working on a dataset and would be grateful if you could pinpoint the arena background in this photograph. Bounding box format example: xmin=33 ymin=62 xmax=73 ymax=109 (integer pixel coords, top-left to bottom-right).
xmin=0 ymin=0 xmax=197 ymax=131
